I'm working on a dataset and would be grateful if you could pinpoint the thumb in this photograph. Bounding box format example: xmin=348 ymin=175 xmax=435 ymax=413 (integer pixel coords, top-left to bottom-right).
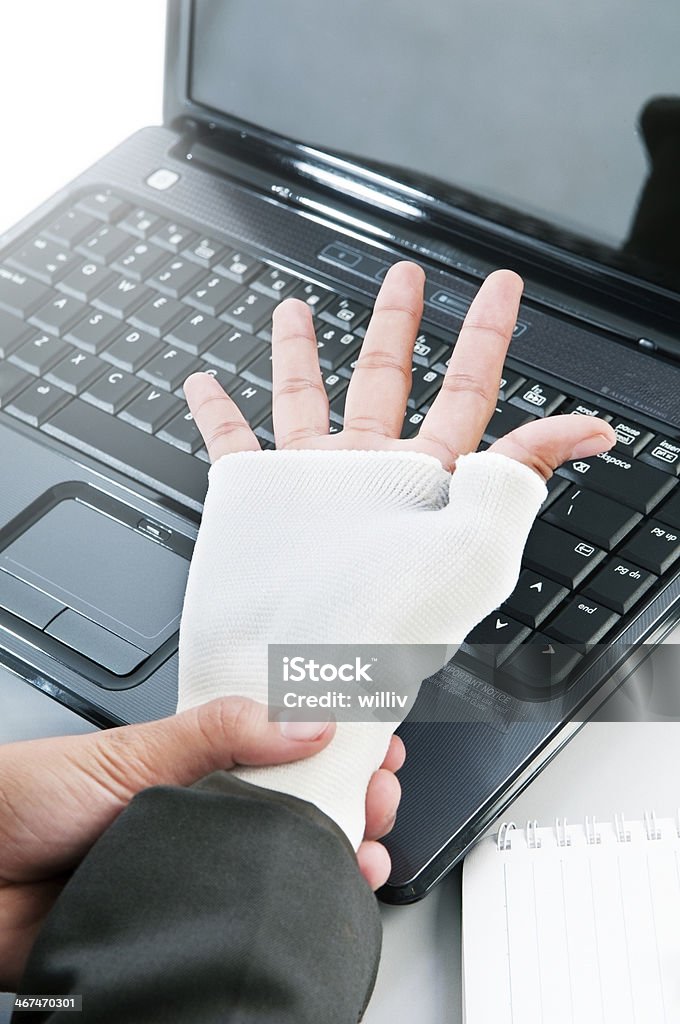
xmin=89 ymin=697 xmax=336 ymax=794
xmin=0 ymin=700 xmax=334 ymax=880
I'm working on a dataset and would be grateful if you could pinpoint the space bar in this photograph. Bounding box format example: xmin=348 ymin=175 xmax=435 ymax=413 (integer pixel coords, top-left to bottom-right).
xmin=41 ymin=400 xmax=208 ymax=510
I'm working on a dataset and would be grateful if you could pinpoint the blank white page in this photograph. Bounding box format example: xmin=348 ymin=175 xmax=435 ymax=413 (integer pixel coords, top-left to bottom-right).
xmin=462 ymin=817 xmax=680 ymax=1024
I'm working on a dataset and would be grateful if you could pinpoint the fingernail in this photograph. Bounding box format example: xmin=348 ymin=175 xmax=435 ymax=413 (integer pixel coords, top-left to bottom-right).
xmin=279 ymin=720 xmax=330 ymax=741
xmin=569 ymin=432 xmax=616 ymax=460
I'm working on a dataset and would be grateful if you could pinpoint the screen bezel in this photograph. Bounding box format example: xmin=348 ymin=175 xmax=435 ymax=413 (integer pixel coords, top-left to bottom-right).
xmin=164 ymin=0 xmax=680 ymax=307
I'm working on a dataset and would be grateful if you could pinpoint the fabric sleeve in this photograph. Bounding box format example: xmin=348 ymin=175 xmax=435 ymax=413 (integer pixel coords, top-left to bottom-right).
xmin=14 ymin=775 xmax=382 ymax=1024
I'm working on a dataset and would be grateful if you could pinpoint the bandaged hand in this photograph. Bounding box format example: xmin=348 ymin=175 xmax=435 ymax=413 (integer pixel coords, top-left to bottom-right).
xmin=179 ymin=264 xmax=616 ymax=852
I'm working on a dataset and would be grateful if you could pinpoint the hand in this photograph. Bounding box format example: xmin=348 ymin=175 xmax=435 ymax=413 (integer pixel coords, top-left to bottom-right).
xmin=183 ymin=262 xmax=616 ymax=473
xmin=0 ymin=698 xmax=403 ymax=990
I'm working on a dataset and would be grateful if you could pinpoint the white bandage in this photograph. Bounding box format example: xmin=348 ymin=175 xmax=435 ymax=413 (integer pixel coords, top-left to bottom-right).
xmin=178 ymin=449 xmax=546 ymax=849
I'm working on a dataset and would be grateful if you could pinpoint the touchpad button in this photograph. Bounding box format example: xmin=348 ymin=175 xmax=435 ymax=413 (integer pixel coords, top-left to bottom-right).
xmin=0 ymin=498 xmax=189 ymax=654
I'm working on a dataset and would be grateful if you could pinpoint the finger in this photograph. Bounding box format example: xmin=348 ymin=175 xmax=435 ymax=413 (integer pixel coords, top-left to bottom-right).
xmin=183 ymin=371 xmax=260 ymax=463
xmin=488 ymin=414 xmax=617 ymax=481
xmin=271 ymin=297 xmax=329 ymax=447
xmin=364 ymin=768 xmax=401 ymax=841
xmin=380 ymin=734 xmax=406 ymax=773
xmin=416 ymin=269 xmax=523 ymax=468
xmin=344 ymin=261 xmax=424 ymax=438
xmin=356 ymin=840 xmax=392 ymax=891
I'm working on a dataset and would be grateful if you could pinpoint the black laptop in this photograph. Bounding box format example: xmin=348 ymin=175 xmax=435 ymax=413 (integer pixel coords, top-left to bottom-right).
xmin=1 ymin=0 xmax=679 ymax=902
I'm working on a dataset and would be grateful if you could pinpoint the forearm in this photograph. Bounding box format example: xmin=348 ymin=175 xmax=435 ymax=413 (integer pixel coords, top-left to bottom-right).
xmin=15 ymin=776 xmax=382 ymax=1024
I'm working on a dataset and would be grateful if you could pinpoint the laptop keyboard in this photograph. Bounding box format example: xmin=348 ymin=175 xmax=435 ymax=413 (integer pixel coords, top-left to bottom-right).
xmin=1 ymin=188 xmax=679 ymax=696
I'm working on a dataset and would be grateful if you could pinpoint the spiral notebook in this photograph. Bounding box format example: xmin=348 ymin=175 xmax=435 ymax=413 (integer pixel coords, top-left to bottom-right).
xmin=462 ymin=814 xmax=680 ymax=1024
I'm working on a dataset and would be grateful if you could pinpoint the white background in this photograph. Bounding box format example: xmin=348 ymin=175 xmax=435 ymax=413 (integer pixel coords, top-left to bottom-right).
xmin=0 ymin=1 xmax=165 ymax=235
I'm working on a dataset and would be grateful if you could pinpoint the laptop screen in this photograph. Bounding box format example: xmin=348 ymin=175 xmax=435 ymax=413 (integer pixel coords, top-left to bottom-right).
xmin=189 ymin=0 xmax=680 ymax=292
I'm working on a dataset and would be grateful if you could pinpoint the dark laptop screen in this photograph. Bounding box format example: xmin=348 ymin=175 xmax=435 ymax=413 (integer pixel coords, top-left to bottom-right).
xmin=190 ymin=0 xmax=680 ymax=290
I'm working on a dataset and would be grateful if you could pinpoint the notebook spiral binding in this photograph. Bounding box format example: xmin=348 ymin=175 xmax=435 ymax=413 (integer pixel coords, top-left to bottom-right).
xmin=496 ymin=809 xmax=680 ymax=852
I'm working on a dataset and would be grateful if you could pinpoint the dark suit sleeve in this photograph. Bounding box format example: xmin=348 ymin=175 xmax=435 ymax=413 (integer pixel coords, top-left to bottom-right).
xmin=14 ymin=774 xmax=382 ymax=1024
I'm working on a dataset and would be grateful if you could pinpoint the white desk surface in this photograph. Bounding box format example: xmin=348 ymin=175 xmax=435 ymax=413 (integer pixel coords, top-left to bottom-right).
xmin=2 ymin=660 xmax=680 ymax=1024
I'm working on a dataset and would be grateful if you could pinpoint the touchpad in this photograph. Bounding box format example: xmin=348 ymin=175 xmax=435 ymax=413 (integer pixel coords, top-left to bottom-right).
xmin=0 ymin=495 xmax=190 ymax=655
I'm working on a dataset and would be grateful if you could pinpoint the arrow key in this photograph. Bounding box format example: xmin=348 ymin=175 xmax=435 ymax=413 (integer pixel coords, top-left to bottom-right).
xmin=502 ymin=570 xmax=568 ymax=628
xmin=461 ymin=612 xmax=530 ymax=667
xmin=503 ymin=632 xmax=582 ymax=691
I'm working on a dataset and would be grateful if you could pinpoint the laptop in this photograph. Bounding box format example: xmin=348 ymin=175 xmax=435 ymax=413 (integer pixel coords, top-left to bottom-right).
xmin=0 ymin=0 xmax=679 ymax=904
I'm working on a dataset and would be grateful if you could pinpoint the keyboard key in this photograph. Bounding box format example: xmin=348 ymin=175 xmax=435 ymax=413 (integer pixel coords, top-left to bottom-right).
xmin=148 ymin=257 xmax=203 ymax=298
xmin=509 ymin=380 xmax=566 ymax=417
xmin=610 ymin=419 xmax=654 ymax=454
xmin=523 ymin=520 xmax=606 ymax=588
xmin=461 ymin=612 xmax=530 ymax=667
xmin=29 ymin=293 xmax=85 ymax=336
xmin=44 ymin=209 xmax=94 ymax=247
xmin=56 ymin=260 xmax=113 ymax=302
xmin=8 ymin=237 xmax=74 ymax=284
xmin=128 ymin=294 xmax=185 ymax=337
xmin=323 ymin=371 xmax=346 ymax=401
xmin=193 ymin=364 xmax=237 ymax=396
xmin=111 ymin=241 xmax=166 ymax=281
xmin=0 ymin=363 xmax=31 ymax=407
xmin=583 ymin=559 xmax=656 ymax=615
xmin=503 ymin=633 xmax=582 ymax=689
xmin=10 ymin=333 xmax=67 ymax=375
xmin=166 ymin=312 xmax=222 ymax=355
xmin=483 ymin=402 xmax=534 ymax=442
xmin=82 ymin=368 xmax=144 ymax=414
xmin=639 ymin=436 xmax=680 ymax=476
xmin=221 ymin=291 xmax=277 ymax=334
xmin=402 ymin=410 xmax=425 ymax=438
xmin=557 ymin=452 xmax=675 ymax=514
xmin=157 ymin=410 xmax=203 ymax=453
xmin=0 ymin=265 xmax=50 ymax=317
xmin=42 ymin=399 xmax=209 ymax=507
xmin=92 ymin=277 xmax=151 ymax=319
xmin=102 ymin=328 xmax=161 ymax=372
xmin=291 ymin=280 xmax=333 ymax=314
xmin=241 ymin=350 xmax=273 ymax=389
xmin=656 ymin=490 xmax=680 ymax=530
xmin=412 ymin=332 xmax=449 ymax=369
xmin=75 ymin=224 xmax=129 ymax=265
xmin=150 ymin=221 xmax=197 ymax=254
xmin=316 ymin=326 xmax=361 ymax=371
xmin=76 ymin=192 xmax=130 ymax=223
xmin=203 ymin=329 xmax=266 ymax=374
xmin=319 ymin=295 xmax=370 ymax=333
xmin=184 ymin=274 xmax=242 ymax=316
xmin=619 ymin=520 xmax=680 ymax=575
xmin=498 ymin=371 xmax=525 ymax=401
xmin=252 ymin=266 xmax=297 ymax=300
xmin=5 ymin=380 xmax=68 ymax=425
xmin=118 ymin=208 xmax=164 ymax=239
xmin=542 ymin=486 xmax=642 ymax=550
xmin=502 ymin=570 xmax=568 ymax=629
xmin=119 ymin=387 xmax=183 ymax=433
xmin=540 ymin=474 xmax=570 ymax=510
xmin=138 ymin=347 xmax=199 ymax=391
xmin=46 ymin=351 xmax=105 ymax=394
xmin=329 ymin=391 xmax=347 ymax=425
xmin=182 ymin=236 xmax=226 ymax=269
xmin=65 ymin=310 xmax=121 ymax=353
xmin=214 ymin=250 xmax=263 ymax=284
xmin=562 ymin=399 xmax=612 ymax=419
xmin=408 ymin=367 xmax=444 ymax=410
xmin=229 ymin=380 xmax=271 ymax=426
xmin=254 ymin=415 xmax=275 ymax=445
xmin=0 ymin=310 xmax=29 ymax=357
xmin=545 ymin=596 xmax=620 ymax=651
